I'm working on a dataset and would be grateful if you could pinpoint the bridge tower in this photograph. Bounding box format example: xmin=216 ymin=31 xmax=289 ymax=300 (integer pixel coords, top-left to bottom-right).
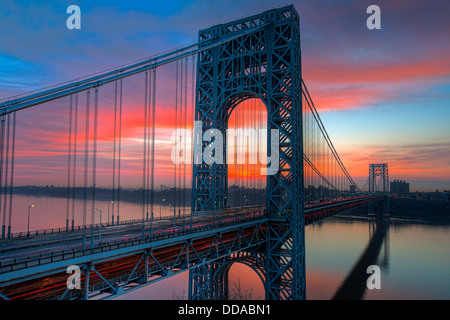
xmin=368 ymin=163 xmax=390 ymax=216
xmin=369 ymin=163 xmax=389 ymax=193
xmin=190 ymin=5 xmax=305 ymax=300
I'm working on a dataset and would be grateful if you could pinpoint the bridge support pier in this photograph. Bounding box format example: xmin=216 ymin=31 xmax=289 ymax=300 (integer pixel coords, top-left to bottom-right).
xmin=383 ymin=195 xmax=390 ymax=217
xmin=368 ymin=196 xmax=390 ymax=218
xmin=189 ymin=262 xmax=225 ymax=300
xmin=368 ymin=200 xmax=375 ymax=216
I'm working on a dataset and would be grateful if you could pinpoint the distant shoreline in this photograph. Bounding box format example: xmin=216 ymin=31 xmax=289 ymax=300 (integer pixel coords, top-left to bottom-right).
xmin=1 ymin=185 xmax=266 ymax=207
xmin=5 ymin=186 xmax=450 ymax=223
xmin=335 ymin=197 xmax=450 ymax=225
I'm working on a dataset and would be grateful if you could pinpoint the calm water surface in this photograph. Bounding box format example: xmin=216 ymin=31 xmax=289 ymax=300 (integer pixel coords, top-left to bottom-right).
xmin=5 ymin=195 xmax=450 ymax=300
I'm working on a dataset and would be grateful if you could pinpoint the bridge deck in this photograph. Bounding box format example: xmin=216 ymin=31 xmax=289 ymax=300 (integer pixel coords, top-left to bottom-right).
xmin=0 ymin=196 xmax=378 ymax=300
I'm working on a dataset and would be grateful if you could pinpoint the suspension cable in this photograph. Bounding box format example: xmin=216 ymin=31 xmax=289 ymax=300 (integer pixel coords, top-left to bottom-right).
xmin=66 ymin=95 xmax=73 ymax=231
xmin=7 ymin=112 xmax=16 ymax=238
xmin=302 ymin=80 xmax=361 ymax=192
xmin=1 ymin=114 xmax=10 ymax=239
xmin=90 ymin=87 xmax=99 ymax=246
xmin=183 ymin=57 xmax=188 ymax=217
xmin=0 ymin=115 xmax=5 ymax=238
xmin=117 ymin=79 xmax=123 ymax=224
xmin=142 ymin=71 xmax=149 ymax=227
xmin=150 ymin=67 xmax=156 ymax=226
xmin=178 ymin=58 xmax=183 ymax=216
xmin=71 ymin=93 xmax=78 ymax=230
xmin=82 ymin=90 xmax=90 ymax=249
xmin=111 ymin=82 xmax=117 ymax=225
xmin=174 ymin=57 xmax=179 ymax=220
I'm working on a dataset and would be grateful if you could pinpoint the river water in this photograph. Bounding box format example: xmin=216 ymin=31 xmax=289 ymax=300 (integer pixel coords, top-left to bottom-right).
xmin=3 ymin=195 xmax=450 ymax=300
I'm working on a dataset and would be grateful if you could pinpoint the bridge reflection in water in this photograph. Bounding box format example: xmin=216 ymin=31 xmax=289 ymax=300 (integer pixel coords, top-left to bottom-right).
xmin=333 ymin=213 xmax=390 ymax=300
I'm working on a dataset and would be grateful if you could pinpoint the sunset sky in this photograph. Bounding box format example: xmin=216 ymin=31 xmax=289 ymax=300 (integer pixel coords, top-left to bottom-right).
xmin=0 ymin=0 xmax=449 ymax=192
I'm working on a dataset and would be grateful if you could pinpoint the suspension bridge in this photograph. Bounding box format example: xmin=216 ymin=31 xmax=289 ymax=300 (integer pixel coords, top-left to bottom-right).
xmin=0 ymin=5 xmax=388 ymax=300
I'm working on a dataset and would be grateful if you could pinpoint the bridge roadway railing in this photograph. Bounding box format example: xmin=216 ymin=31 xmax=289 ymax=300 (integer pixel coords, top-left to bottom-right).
xmin=1 ymin=195 xmax=374 ymax=242
xmin=3 ymin=216 xmax=169 ymax=241
xmin=1 ymin=205 xmax=266 ymax=241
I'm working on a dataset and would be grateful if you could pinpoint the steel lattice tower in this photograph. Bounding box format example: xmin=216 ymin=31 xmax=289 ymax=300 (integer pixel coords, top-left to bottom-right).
xmin=190 ymin=5 xmax=305 ymax=300
xmin=369 ymin=163 xmax=389 ymax=193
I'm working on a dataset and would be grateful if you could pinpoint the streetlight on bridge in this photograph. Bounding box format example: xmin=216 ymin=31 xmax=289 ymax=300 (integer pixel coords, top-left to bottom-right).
xmin=161 ymin=198 xmax=165 ymax=219
xmin=27 ymin=204 xmax=35 ymax=235
xmin=94 ymin=208 xmax=103 ymax=245
xmin=108 ymin=201 xmax=113 ymax=225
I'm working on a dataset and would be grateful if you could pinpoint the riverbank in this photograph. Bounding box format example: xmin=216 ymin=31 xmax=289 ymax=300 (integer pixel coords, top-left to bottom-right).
xmin=337 ymin=197 xmax=450 ymax=225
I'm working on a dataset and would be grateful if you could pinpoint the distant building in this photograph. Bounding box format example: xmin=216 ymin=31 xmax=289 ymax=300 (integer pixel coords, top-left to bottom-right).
xmin=390 ymin=180 xmax=410 ymax=194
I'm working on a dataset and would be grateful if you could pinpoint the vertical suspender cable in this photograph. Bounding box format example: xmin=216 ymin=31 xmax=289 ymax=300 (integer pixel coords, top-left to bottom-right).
xmin=190 ymin=54 xmax=195 ymax=227
xmin=311 ymin=111 xmax=315 ymax=194
xmin=236 ymin=98 xmax=239 ymax=206
xmin=253 ymin=98 xmax=256 ymax=205
xmin=309 ymin=100 xmax=312 ymax=199
xmin=250 ymin=99 xmax=253 ymax=206
xmin=253 ymin=99 xmax=256 ymax=205
xmin=236 ymin=100 xmax=240 ymax=206
xmin=240 ymin=99 xmax=243 ymax=206
xmin=183 ymin=57 xmax=188 ymax=216
xmin=91 ymin=87 xmax=99 ymax=247
xmin=1 ymin=114 xmax=10 ymax=239
xmin=244 ymin=98 xmax=246 ymax=205
xmin=249 ymin=99 xmax=252 ymax=205
xmin=117 ymin=79 xmax=123 ymax=224
xmin=7 ymin=112 xmax=16 ymax=238
xmin=146 ymin=69 xmax=154 ymax=222
xmin=250 ymin=99 xmax=254 ymax=205
xmin=82 ymin=90 xmax=90 ymax=249
xmin=262 ymin=99 xmax=265 ymax=205
xmin=0 ymin=116 xmax=5 ymax=238
xmin=71 ymin=93 xmax=78 ymax=230
xmin=150 ymin=67 xmax=156 ymax=231
xmin=66 ymin=95 xmax=73 ymax=231
xmin=242 ymin=99 xmax=244 ymax=205
xmin=304 ymin=97 xmax=308 ymax=202
xmin=254 ymin=100 xmax=257 ymax=205
xmin=143 ymin=71 xmax=149 ymax=232
xmin=258 ymin=100 xmax=262 ymax=205
xmin=311 ymin=108 xmax=314 ymax=194
xmin=246 ymin=100 xmax=249 ymax=205
xmin=178 ymin=58 xmax=183 ymax=217
xmin=302 ymin=97 xmax=311 ymax=203
xmin=111 ymin=82 xmax=117 ymax=225
xmin=146 ymin=71 xmax=151 ymax=222
xmin=174 ymin=58 xmax=178 ymax=221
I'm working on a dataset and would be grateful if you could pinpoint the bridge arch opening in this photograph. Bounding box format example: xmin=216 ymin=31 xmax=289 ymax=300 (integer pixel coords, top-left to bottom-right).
xmin=213 ymin=253 xmax=266 ymax=300
xmin=227 ymin=263 xmax=265 ymax=300
xmin=225 ymin=96 xmax=267 ymax=208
